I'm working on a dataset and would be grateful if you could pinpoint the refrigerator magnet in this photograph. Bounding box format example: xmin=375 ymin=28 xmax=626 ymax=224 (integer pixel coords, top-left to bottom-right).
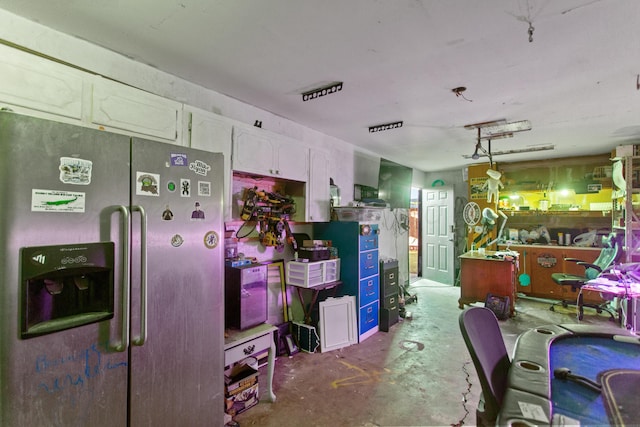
xmin=189 ymin=159 xmax=211 ymax=176
xmin=59 ymin=157 xmax=92 ymax=185
xmin=170 ymin=153 xmax=187 ymax=166
xmin=198 ymin=181 xmax=211 ymax=197
xmin=136 ymin=172 xmax=159 ymax=196
xmin=204 ymin=231 xmax=219 ymax=249
xmin=171 ymin=234 xmax=184 ymax=247
xmin=180 ymin=178 xmax=191 ymax=197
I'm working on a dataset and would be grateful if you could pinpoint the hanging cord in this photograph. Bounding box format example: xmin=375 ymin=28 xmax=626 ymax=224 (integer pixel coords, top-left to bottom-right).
xmin=451 ymin=361 xmax=472 ymax=426
xmin=235 ymin=220 xmax=257 ymax=239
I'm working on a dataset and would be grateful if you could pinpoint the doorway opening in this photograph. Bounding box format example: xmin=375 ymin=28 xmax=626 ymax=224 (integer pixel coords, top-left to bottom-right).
xmin=409 ymin=187 xmax=422 ymax=281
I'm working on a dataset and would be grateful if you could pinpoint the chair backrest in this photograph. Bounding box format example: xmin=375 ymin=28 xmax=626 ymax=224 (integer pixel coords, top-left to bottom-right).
xmin=586 ymin=233 xmax=620 ymax=280
xmin=458 ymin=307 xmax=510 ymax=421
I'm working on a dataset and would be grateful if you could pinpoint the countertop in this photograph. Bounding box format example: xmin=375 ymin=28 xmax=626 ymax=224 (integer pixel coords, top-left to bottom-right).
xmin=498 ymin=243 xmax=601 ymax=251
xmin=459 ymin=250 xmax=517 ymax=261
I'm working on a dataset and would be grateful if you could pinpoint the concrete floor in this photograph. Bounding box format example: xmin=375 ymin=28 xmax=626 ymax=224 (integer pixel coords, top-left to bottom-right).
xmin=233 ymin=279 xmax=620 ymax=427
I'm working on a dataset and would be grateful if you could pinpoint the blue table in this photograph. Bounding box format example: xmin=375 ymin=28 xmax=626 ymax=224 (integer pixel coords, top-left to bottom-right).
xmin=498 ymin=324 xmax=640 ymax=426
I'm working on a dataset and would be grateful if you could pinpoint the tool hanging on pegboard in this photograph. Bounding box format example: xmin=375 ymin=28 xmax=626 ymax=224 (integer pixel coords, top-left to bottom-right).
xmin=238 ymin=186 xmax=297 ymax=252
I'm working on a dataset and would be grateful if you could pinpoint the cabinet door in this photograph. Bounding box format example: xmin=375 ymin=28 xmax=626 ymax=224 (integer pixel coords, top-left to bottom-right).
xmin=185 ymin=107 xmax=233 ymax=221
xmin=91 ymin=77 xmax=181 ymax=141
xmin=528 ymin=248 xmax=564 ymax=298
xmin=307 ymin=148 xmax=329 ymax=221
xmin=0 ymin=44 xmax=84 ymax=120
xmin=232 ymin=124 xmax=276 ymax=176
xmin=275 ymin=136 xmax=308 ymax=182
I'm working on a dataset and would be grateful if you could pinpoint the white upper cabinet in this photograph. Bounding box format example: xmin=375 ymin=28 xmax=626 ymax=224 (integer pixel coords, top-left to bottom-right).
xmin=232 ymin=124 xmax=308 ymax=182
xmin=91 ymin=77 xmax=181 ymax=142
xmin=0 ymin=44 xmax=84 ymax=120
xmin=184 ymin=106 xmax=234 ymax=221
xmin=308 ymin=148 xmax=330 ymax=222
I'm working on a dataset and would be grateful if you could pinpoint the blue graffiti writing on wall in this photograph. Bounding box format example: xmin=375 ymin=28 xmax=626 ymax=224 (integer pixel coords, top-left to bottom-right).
xmin=35 ymin=341 xmax=127 ymax=394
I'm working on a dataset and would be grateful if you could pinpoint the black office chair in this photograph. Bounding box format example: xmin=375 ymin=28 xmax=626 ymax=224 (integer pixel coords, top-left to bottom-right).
xmin=458 ymin=307 xmax=511 ymax=427
xmin=550 ymin=233 xmax=620 ymax=320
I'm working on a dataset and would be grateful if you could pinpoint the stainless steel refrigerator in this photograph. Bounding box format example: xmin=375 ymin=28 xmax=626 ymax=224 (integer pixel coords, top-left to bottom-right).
xmin=0 ymin=112 xmax=225 ymax=426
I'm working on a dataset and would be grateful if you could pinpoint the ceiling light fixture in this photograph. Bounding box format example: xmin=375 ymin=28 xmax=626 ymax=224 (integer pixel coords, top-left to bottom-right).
xmin=469 ymin=128 xmax=493 ymax=167
xmin=368 ymin=121 xmax=404 ymax=133
xmin=452 ymin=86 xmax=472 ymax=102
xmin=482 ymin=120 xmax=532 ymax=136
xmin=464 ymin=119 xmax=532 ymax=136
xmin=462 ymin=144 xmax=555 ymax=159
xmin=301 ymin=82 xmax=343 ymax=102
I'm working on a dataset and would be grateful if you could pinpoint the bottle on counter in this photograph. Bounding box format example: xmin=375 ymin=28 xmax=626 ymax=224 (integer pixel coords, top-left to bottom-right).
xmin=539 ymin=193 xmax=549 ymax=211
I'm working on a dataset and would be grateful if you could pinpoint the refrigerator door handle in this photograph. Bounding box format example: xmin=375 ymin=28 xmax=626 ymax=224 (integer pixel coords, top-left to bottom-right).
xmin=112 ymin=205 xmax=130 ymax=352
xmin=131 ymin=205 xmax=147 ymax=346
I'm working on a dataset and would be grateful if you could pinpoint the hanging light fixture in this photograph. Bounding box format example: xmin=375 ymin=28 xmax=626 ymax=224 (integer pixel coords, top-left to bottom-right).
xmin=469 ymin=128 xmax=493 ymax=166
xmin=471 ymin=142 xmax=481 ymax=160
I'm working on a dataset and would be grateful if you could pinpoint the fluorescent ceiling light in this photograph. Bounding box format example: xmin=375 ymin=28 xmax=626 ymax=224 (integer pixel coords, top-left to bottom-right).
xmin=301 ymin=82 xmax=343 ymax=101
xmin=369 ymin=121 xmax=404 ymax=133
xmin=462 ymin=144 xmax=554 ymax=159
xmin=483 ymin=120 xmax=532 ymax=136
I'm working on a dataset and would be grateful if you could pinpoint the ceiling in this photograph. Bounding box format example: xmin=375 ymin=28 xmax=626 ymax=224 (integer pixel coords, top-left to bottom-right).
xmin=1 ymin=0 xmax=639 ymax=172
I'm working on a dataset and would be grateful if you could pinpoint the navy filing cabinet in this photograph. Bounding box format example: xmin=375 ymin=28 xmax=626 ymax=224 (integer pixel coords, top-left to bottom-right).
xmin=314 ymin=222 xmax=380 ymax=342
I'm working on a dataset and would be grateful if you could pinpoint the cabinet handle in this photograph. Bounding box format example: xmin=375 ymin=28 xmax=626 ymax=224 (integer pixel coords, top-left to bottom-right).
xmin=243 ymin=344 xmax=256 ymax=355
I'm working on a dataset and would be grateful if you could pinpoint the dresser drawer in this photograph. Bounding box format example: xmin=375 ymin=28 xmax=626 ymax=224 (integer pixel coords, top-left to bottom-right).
xmin=224 ymin=332 xmax=271 ymax=366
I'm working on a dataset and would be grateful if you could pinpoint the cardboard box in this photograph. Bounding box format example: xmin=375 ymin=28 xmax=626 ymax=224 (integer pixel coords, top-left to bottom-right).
xmin=224 ymin=364 xmax=259 ymax=416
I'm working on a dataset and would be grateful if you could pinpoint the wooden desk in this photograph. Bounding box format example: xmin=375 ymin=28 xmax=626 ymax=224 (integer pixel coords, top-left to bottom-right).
xmin=458 ymin=250 xmax=517 ymax=315
xmin=224 ymin=323 xmax=277 ymax=402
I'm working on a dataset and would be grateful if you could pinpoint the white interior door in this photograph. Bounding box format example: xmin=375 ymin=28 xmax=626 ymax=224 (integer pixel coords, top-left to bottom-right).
xmin=422 ymin=187 xmax=455 ymax=284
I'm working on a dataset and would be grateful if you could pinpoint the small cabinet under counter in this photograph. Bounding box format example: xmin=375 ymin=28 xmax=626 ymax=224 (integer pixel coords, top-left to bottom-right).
xmin=499 ymin=244 xmax=606 ymax=304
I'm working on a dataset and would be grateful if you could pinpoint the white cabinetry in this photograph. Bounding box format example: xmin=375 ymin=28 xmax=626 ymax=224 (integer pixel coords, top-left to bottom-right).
xmin=0 ymin=45 xmax=181 ymax=143
xmin=308 ymin=148 xmax=330 ymax=222
xmin=232 ymin=124 xmax=308 ymax=182
xmin=91 ymin=77 xmax=181 ymax=142
xmin=0 ymin=44 xmax=84 ymax=121
xmin=184 ymin=106 xmax=233 ymax=221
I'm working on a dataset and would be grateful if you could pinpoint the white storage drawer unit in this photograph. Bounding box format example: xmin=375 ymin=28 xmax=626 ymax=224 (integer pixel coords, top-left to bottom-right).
xmin=286 ymin=259 xmax=341 ymax=288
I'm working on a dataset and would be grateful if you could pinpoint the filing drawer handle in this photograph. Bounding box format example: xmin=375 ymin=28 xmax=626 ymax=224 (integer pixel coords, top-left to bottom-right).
xmin=243 ymin=344 xmax=256 ymax=355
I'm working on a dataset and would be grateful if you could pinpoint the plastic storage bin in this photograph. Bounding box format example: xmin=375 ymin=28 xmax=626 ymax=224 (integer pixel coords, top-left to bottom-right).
xmin=286 ymin=261 xmax=325 ymax=288
xmin=323 ymin=259 xmax=341 ymax=283
xmin=286 ymin=259 xmax=341 ymax=288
